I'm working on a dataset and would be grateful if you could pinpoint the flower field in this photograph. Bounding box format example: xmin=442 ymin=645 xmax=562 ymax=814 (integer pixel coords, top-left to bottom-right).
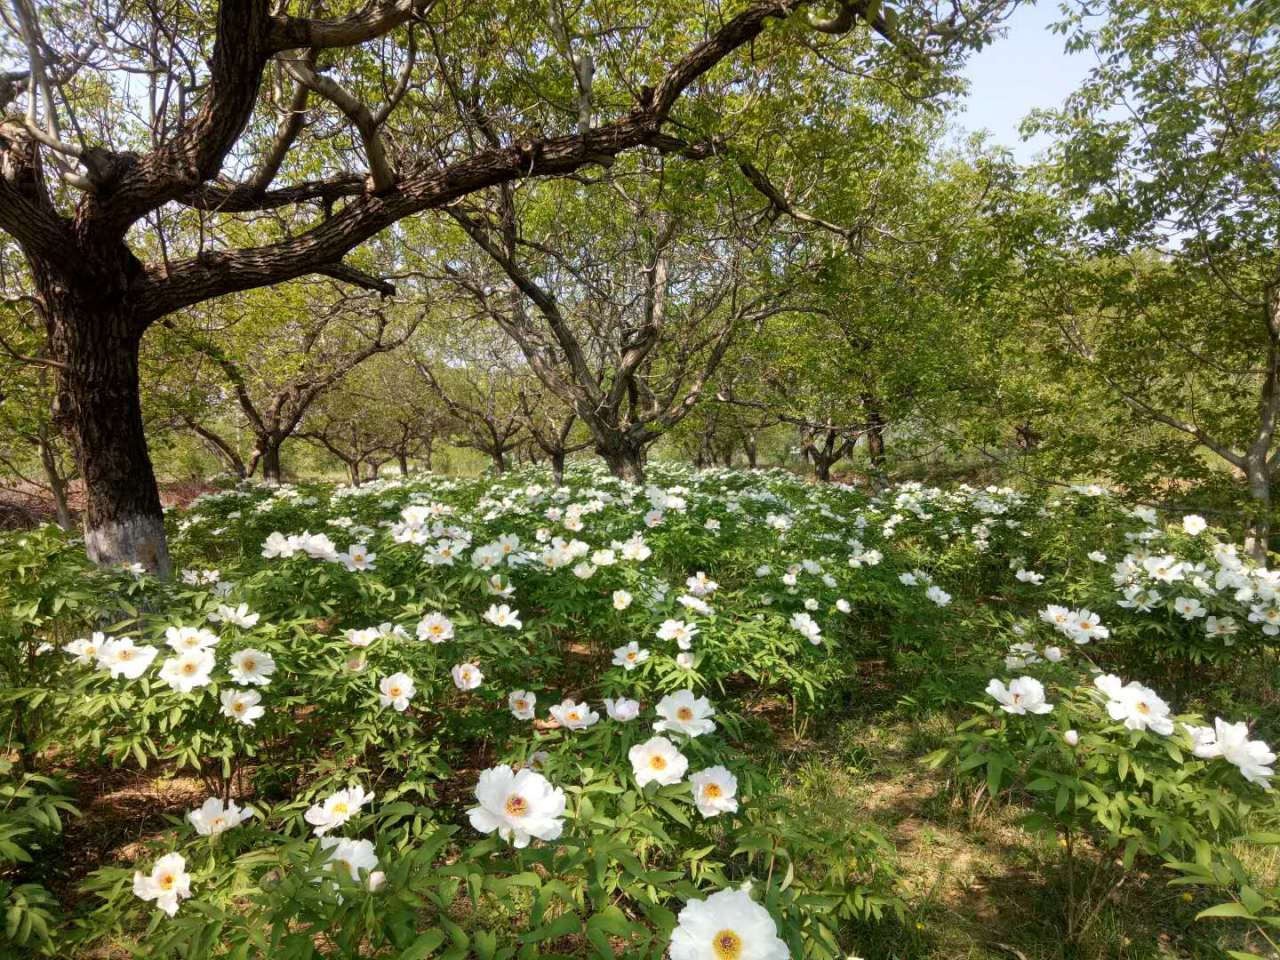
xmin=3 ymin=466 xmax=1280 ymax=958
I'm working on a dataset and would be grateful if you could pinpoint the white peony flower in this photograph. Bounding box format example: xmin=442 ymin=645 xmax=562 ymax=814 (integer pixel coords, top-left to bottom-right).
xmin=657 ymin=619 xmax=699 ymax=649
xmin=603 ymin=697 xmax=641 ymax=722
xmin=228 ymin=648 xmax=276 ymax=686
xmin=220 ymin=688 xmax=265 ymax=726
xmin=612 ymin=641 xmax=650 ymax=671
xmin=1173 ymin=596 xmax=1207 ymax=620
xmin=188 ymin=797 xmax=253 ymax=836
xmin=379 ymin=672 xmax=416 ymax=711
xmin=788 ymin=611 xmax=821 ymax=644
xmin=690 ymin=766 xmax=739 ymax=818
xmin=549 ymin=698 xmax=599 ymax=730
xmin=164 ymin=625 xmax=219 ymax=653
xmin=1182 ymin=514 xmax=1207 ymax=536
xmin=64 ymin=632 xmax=107 ymax=664
xmin=985 ymin=676 xmax=1054 ymax=715
xmin=1094 ymin=675 xmax=1175 ymax=735
xmin=508 ymin=690 xmax=537 ymax=720
xmin=208 ymin=603 xmax=260 ymax=629
xmin=669 ymin=888 xmax=788 ymax=960
xmin=132 ymin=852 xmax=192 ymax=917
xmin=451 ymin=662 xmax=483 ymax=691
xmin=468 ymin=764 xmax=566 ymax=847
xmin=304 ymin=786 xmax=375 ymax=836
xmin=629 ymin=735 xmax=688 ymax=787
xmin=416 ymin=612 xmax=455 ymax=643
xmin=320 ymin=836 xmax=383 ymax=889
xmin=654 ymin=690 xmax=717 ymax=738
xmin=1185 ymin=718 xmax=1275 ymax=787
xmin=96 ymin=637 xmax=158 ymax=680
xmin=159 ymin=649 xmax=216 ymax=693
xmin=484 ymin=604 xmax=523 ymax=630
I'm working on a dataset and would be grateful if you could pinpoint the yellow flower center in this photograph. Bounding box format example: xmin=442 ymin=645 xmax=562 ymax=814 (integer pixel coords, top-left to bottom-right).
xmin=505 ymin=795 xmax=528 ymax=816
xmin=566 ymin=711 xmax=580 ymax=722
xmin=704 ymin=783 xmax=723 ymax=799
xmin=712 ymin=929 xmax=742 ymax=959
xmin=389 ymin=685 xmax=402 ymax=697
xmin=514 ymin=699 xmax=527 ymax=711
xmin=649 ymin=755 xmax=667 ymax=770
xmin=626 ymin=652 xmax=638 ymax=661
xmin=158 ymin=873 xmax=176 ymax=890
xmin=1136 ymin=701 xmax=1150 ymax=715
xmin=677 ymin=707 xmax=694 ymax=721
xmin=232 ymin=702 xmax=245 ymax=713
xmin=332 ymin=802 xmax=349 ymax=815
xmin=243 ymin=659 xmax=256 ymax=670
xmin=182 ymin=662 xmax=197 ymax=675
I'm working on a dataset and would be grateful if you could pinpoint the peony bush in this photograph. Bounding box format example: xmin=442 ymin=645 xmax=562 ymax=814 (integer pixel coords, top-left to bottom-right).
xmin=1 ymin=466 xmax=1278 ymax=957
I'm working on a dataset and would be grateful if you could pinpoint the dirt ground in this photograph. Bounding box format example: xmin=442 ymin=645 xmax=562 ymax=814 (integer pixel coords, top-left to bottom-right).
xmin=0 ymin=479 xmax=215 ymax=529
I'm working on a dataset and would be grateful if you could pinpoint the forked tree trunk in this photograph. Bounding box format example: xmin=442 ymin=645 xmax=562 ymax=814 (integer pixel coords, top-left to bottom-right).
xmin=46 ymin=293 xmax=170 ymax=576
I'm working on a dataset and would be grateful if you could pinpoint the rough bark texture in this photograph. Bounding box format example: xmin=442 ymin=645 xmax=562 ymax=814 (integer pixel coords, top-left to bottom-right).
xmin=259 ymin=442 xmax=283 ymax=483
xmin=600 ymin=442 xmax=646 ymax=484
xmin=40 ymin=258 xmax=170 ymax=574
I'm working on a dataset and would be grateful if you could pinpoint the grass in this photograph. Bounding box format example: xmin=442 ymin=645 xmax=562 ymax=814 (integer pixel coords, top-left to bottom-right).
xmin=766 ymin=703 xmax=1276 ymax=960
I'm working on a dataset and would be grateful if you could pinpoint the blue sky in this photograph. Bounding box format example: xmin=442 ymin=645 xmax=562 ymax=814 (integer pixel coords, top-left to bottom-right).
xmin=954 ymin=2 xmax=1096 ymax=162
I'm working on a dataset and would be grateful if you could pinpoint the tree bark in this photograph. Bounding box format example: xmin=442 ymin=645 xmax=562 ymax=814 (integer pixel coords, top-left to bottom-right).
xmin=743 ymin=432 xmax=759 ymax=469
xmin=862 ymin=395 xmax=887 ymax=469
xmin=397 ymin=451 xmax=409 ymax=475
xmin=259 ymin=440 xmax=283 ymax=483
xmin=46 ymin=288 xmax=170 ymax=576
xmin=491 ymin=449 xmax=507 ymax=475
xmin=1245 ymin=450 xmax=1272 ymax=564
xmin=550 ymin=450 xmax=566 ymax=487
xmin=600 ymin=441 xmax=646 ymax=483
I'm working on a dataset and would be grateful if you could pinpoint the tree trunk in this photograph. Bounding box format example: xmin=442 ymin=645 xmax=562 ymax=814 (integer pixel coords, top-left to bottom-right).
xmin=491 ymin=450 xmax=507 ymax=475
xmin=260 ymin=440 xmax=283 ymax=483
xmin=863 ymin=398 xmax=887 ymax=469
xmin=600 ymin=441 xmax=646 ymax=483
xmin=1245 ymin=450 xmax=1272 ymax=564
xmin=347 ymin=461 xmax=362 ymax=486
xmin=47 ymin=296 xmax=170 ymax=576
xmin=550 ymin=450 xmax=566 ymax=487
xmin=744 ymin=433 xmax=758 ymax=469
xmin=36 ymin=424 xmax=74 ymax=531
xmin=397 ymin=450 xmax=409 ymax=475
